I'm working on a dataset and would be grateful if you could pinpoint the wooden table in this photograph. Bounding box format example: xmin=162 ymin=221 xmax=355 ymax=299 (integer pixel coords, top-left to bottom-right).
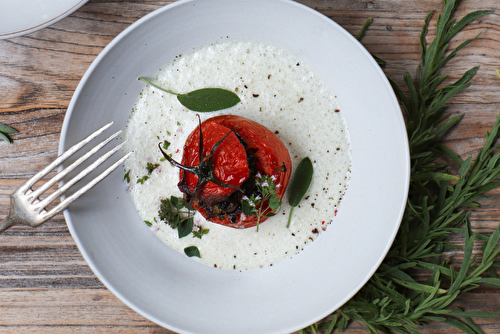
xmin=1 ymin=0 xmax=499 ymax=333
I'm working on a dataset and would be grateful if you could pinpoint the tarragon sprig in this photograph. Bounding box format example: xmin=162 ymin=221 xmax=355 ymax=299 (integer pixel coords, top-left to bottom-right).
xmin=302 ymin=1 xmax=499 ymax=333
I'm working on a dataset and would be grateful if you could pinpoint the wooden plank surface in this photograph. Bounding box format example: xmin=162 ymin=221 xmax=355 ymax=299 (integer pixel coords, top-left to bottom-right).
xmin=1 ymin=0 xmax=499 ymax=332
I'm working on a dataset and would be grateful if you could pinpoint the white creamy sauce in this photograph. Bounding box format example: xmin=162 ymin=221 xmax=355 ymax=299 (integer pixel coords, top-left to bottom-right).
xmin=123 ymin=39 xmax=351 ymax=270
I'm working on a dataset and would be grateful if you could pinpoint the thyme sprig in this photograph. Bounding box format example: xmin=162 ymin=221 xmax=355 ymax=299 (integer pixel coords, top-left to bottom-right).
xmin=302 ymin=2 xmax=499 ymax=333
xmin=241 ymin=173 xmax=282 ymax=231
xmin=158 ymin=195 xmax=196 ymax=239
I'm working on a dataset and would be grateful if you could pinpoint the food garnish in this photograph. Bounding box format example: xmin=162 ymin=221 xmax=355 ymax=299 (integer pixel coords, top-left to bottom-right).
xmin=286 ymin=157 xmax=313 ymax=228
xmin=158 ymin=196 xmax=196 ymax=239
xmin=138 ymin=77 xmax=240 ymax=112
xmin=184 ymin=246 xmax=201 ymax=258
xmin=241 ymin=173 xmax=282 ymax=231
xmin=302 ymin=2 xmax=500 ymax=333
xmin=160 ymin=114 xmax=291 ymax=230
xmin=124 ymin=170 xmax=131 ymax=183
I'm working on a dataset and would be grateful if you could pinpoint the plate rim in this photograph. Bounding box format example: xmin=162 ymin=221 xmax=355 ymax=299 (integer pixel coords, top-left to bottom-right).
xmin=0 ymin=0 xmax=89 ymax=39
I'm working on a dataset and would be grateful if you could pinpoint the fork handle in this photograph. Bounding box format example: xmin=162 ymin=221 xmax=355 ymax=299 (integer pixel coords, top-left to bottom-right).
xmin=0 ymin=215 xmax=16 ymax=234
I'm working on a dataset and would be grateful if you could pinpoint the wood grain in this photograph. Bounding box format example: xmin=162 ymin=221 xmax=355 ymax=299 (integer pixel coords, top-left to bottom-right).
xmin=1 ymin=0 xmax=499 ymax=333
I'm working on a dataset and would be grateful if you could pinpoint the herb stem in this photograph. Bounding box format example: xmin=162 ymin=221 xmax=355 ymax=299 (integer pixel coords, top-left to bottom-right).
xmin=138 ymin=77 xmax=178 ymax=96
xmin=286 ymin=206 xmax=294 ymax=228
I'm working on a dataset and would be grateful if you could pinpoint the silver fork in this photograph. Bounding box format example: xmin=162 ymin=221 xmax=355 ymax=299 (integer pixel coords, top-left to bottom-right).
xmin=0 ymin=122 xmax=132 ymax=233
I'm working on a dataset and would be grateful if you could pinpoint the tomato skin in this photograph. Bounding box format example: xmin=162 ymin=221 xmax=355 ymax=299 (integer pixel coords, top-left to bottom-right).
xmin=179 ymin=121 xmax=250 ymax=205
xmin=179 ymin=115 xmax=292 ymax=229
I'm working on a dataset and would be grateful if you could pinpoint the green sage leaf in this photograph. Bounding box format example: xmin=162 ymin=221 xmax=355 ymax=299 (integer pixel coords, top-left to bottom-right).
xmin=139 ymin=77 xmax=240 ymax=112
xmin=177 ymin=88 xmax=240 ymax=112
xmin=287 ymin=157 xmax=313 ymax=227
xmin=184 ymin=246 xmax=201 ymax=258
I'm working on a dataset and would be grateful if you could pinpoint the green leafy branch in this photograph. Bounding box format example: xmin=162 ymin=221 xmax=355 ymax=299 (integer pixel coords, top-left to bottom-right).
xmin=302 ymin=1 xmax=500 ymax=333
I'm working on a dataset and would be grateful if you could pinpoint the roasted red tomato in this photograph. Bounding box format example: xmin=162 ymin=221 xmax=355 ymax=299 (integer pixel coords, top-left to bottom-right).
xmin=179 ymin=120 xmax=250 ymax=205
xmin=160 ymin=115 xmax=292 ymax=228
xmin=160 ymin=115 xmax=291 ymax=229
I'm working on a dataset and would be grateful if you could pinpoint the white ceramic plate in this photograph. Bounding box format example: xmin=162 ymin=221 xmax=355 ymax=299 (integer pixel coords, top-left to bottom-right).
xmin=0 ymin=0 xmax=88 ymax=39
xmin=59 ymin=0 xmax=410 ymax=333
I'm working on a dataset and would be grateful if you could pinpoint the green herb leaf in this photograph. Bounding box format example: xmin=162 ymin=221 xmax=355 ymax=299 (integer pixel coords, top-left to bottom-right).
xmin=138 ymin=77 xmax=240 ymax=112
xmin=146 ymin=162 xmax=160 ymax=174
xmin=287 ymin=157 xmax=313 ymax=227
xmin=144 ymin=220 xmax=152 ymax=227
xmin=184 ymin=246 xmax=201 ymax=258
xmin=136 ymin=175 xmax=149 ymax=184
xmin=268 ymin=195 xmax=282 ymax=211
xmin=355 ymin=17 xmax=372 ymax=41
xmin=242 ymin=200 xmax=255 ymax=216
xmin=124 ymin=170 xmax=131 ymax=183
xmin=178 ymin=217 xmax=194 ymax=239
xmin=177 ymin=88 xmax=241 ymax=112
xmin=193 ymin=226 xmax=209 ymax=239
xmin=0 ymin=122 xmax=17 ymax=143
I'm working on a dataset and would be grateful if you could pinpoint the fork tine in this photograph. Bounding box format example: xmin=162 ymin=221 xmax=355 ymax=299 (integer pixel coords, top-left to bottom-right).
xmin=20 ymin=122 xmax=114 ymax=192
xmin=33 ymin=140 xmax=128 ymax=213
xmin=27 ymin=129 xmax=122 ymax=204
xmin=40 ymin=151 xmax=133 ymax=222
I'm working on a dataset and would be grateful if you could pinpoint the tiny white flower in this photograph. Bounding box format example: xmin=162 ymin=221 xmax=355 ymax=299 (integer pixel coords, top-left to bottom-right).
xmin=261 ymin=181 xmax=269 ymax=187
xmin=192 ymin=225 xmax=200 ymax=232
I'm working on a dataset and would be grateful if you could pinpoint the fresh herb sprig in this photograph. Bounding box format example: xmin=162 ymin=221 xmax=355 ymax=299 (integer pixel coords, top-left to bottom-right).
xmin=242 ymin=173 xmax=282 ymax=232
xmin=158 ymin=195 xmax=196 ymax=239
xmin=302 ymin=2 xmax=500 ymax=333
xmin=0 ymin=123 xmax=17 ymax=143
xmin=157 ymin=196 xmax=207 ymax=258
xmin=138 ymin=77 xmax=240 ymax=112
